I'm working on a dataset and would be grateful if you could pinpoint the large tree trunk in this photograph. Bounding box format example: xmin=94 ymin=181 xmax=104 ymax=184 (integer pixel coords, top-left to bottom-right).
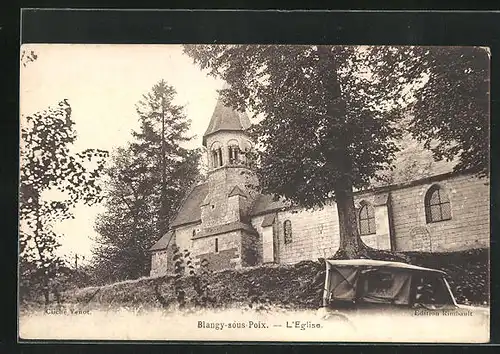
xmin=333 ymin=178 xmax=368 ymax=260
xmin=317 ymin=46 xmax=368 ymax=260
xmin=332 ymin=178 xmax=409 ymax=262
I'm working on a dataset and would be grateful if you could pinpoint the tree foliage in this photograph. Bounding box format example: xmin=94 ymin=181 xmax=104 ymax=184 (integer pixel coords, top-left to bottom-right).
xmin=184 ymin=45 xmax=489 ymax=259
xmin=92 ymin=80 xmax=201 ymax=284
xmin=133 ymin=79 xmax=199 ymax=234
xmin=19 ymin=99 xmax=109 ymax=304
xmin=184 ymin=45 xmax=425 ymax=258
xmin=184 ymin=45 xmax=427 ymax=203
xmin=409 ymin=46 xmax=490 ymax=176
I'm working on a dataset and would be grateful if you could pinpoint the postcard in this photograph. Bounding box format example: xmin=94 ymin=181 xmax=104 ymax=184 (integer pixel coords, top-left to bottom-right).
xmin=18 ymin=43 xmax=490 ymax=343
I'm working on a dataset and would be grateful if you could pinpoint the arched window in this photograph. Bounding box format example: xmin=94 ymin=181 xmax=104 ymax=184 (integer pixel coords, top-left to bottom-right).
xmin=283 ymin=220 xmax=292 ymax=244
xmin=359 ymin=202 xmax=376 ymax=236
xmin=211 ymin=150 xmax=218 ymax=167
xmin=218 ymin=148 xmax=223 ymax=166
xmin=210 ymin=142 xmax=223 ymax=168
xmin=228 ymin=140 xmax=240 ymax=165
xmin=425 ymin=185 xmax=451 ymax=223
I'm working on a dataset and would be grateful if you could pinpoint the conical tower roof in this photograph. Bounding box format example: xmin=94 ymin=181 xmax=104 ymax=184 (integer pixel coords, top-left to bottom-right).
xmin=203 ymin=88 xmax=251 ymax=146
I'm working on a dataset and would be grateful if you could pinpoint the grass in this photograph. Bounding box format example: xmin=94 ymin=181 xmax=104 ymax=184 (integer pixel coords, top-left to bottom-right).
xmin=19 ymin=248 xmax=490 ymax=342
xmin=20 ymin=248 xmax=489 ymax=319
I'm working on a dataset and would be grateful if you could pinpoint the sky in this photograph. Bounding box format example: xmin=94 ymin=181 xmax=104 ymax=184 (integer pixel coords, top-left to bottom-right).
xmin=20 ymin=44 xmax=225 ymax=262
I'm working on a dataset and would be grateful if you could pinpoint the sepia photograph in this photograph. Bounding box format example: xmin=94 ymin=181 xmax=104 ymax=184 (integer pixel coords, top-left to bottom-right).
xmin=18 ymin=43 xmax=490 ymax=342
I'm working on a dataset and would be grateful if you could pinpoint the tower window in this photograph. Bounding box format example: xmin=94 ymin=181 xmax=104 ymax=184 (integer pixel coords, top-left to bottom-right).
xmin=358 ymin=202 xmax=376 ymax=236
xmin=212 ymin=150 xmax=218 ymax=168
xmin=228 ymin=143 xmax=240 ymax=164
xmin=283 ymin=220 xmax=292 ymax=244
xmin=210 ymin=142 xmax=223 ymax=168
xmin=425 ymin=185 xmax=451 ymax=223
xmin=215 ymin=238 xmax=219 ymax=253
xmin=218 ymin=147 xmax=223 ymax=166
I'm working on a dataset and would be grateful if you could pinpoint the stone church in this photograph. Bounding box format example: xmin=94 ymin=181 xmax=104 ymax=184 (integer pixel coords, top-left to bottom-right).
xmin=149 ymin=92 xmax=490 ymax=277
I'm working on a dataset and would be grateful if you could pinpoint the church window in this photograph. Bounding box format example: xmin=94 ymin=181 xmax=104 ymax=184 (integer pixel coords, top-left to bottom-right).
xmin=283 ymin=220 xmax=292 ymax=244
xmin=215 ymin=238 xmax=219 ymax=253
xmin=228 ymin=141 xmax=240 ymax=164
xmin=425 ymin=185 xmax=451 ymax=223
xmin=359 ymin=202 xmax=376 ymax=236
xmin=218 ymin=147 xmax=223 ymax=166
xmin=212 ymin=150 xmax=218 ymax=168
xmin=211 ymin=142 xmax=223 ymax=168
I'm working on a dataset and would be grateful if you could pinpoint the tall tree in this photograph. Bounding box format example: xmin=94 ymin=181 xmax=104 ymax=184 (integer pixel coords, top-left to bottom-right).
xmin=19 ymin=100 xmax=108 ymax=303
xmin=92 ymin=147 xmax=160 ymax=282
xmin=184 ymin=45 xmax=427 ymax=259
xmin=133 ymin=79 xmax=198 ymax=234
xmin=92 ymin=80 xmax=201 ymax=284
xmin=409 ymin=46 xmax=489 ymax=177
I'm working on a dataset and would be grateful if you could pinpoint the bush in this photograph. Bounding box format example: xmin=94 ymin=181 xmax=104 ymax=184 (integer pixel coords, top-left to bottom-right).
xmin=44 ymin=248 xmax=488 ymax=312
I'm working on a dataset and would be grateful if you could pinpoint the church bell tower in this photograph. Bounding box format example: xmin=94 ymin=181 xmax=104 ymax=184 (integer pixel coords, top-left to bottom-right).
xmin=192 ymin=85 xmax=260 ymax=270
xmin=200 ymin=88 xmax=257 ymax=227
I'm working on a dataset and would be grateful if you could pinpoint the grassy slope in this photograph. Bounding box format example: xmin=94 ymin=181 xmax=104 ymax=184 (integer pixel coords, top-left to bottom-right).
xmin=52 ymin=248 xmax=488 ymax=311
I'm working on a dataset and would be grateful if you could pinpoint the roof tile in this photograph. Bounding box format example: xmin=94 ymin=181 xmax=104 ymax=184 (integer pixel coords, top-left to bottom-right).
xmin=149 ymin=230 xmax=174 ymax=251
xmin=203 ymin=95 xmax=251 ymax=146
xmin=170 ymin=183 xmax=208 ymax=227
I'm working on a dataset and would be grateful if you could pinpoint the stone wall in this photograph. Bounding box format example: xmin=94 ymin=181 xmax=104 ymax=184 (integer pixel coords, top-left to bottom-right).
xmin=175 ymin=224 xmax=201 ymax=252
xmin=192 ymin=231 xmax=242 ymax=270
xmin=389 ymin=174 xmax=489 ymax=252
xmin=201 ymin=166 xmax=257 ymax=228
xmin=251 ymin=173 xmax=489 ymax=264
xmin=251 ymin=203 xmax=340 ymax=265
xmin=153 ymin=173 xmax=489 ymax=276
xmin=353 ymin=193 xmax=392 ymax=250
xmin=150 ymin=249 xmax=169 ymax=277
xmin=250 ymin=215 xmax=266 ymax=263
xmin=195 ymin=247 xmax=239 ymax=272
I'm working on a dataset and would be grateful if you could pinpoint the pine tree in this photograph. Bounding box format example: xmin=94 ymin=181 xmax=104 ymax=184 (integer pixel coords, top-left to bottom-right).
xmin=92 ymin=80 xmax=201 ymax=283
xmin=133 ymin=79 xmax=200 ymax=234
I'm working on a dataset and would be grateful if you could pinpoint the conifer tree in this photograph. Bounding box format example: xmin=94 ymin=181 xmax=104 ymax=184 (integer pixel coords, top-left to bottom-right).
xmin=92 ymin=80 xmax=201 ymax=283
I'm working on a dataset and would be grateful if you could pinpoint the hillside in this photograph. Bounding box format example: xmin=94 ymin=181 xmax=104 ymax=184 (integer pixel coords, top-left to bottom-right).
xmin=47 ymin=248 xmax=489 ymax=313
